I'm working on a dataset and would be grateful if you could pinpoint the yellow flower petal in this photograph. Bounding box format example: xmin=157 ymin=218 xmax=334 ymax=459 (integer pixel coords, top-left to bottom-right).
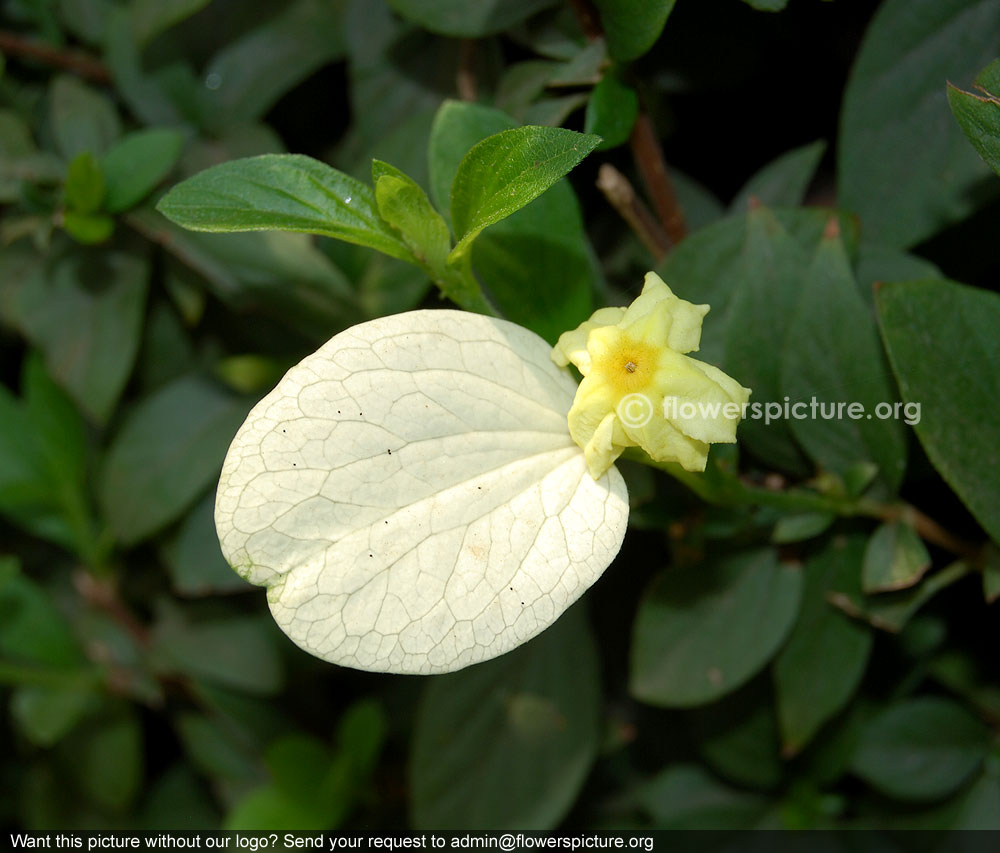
xmin=553 ymin=272 xmax=751 ymax=479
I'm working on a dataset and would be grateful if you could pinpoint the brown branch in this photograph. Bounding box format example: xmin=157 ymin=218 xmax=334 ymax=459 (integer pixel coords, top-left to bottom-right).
xmin=0 ymin=29 xmax=111 ymax=83
xmin=568 ymin=0 xmax=604 ymax=42
xmin=630 ymin=112 xmax=687 ymax=247
xmin=596 ymin=163 xmax=670 ymax=260
xmin=457 ymin=39 xmax=477 ymax=102
xmin=859 ymin=501 xmax=985 ymax=563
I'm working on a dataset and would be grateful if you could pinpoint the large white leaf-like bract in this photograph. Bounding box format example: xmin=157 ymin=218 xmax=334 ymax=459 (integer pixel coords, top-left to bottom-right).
xmin=215 ymin=310 xmax=629 ymax=674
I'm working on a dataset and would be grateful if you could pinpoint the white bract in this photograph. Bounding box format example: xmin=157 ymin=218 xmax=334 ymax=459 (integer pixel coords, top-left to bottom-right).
xmin=215 ymin=310 xmax=629 ymax=674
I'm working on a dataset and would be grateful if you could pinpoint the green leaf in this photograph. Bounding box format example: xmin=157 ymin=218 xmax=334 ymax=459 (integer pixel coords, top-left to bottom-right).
xmin=98 ymin=375 xmax=250 ymax=545
xmin=160 ymin=493 xmax=251 ymax=596
xmin=0 ymin=558 xmax=85 ymax=668
xmin=2 ymin=249 xmax=149 ymax=424
xmin=127 ymin=207 xmax=358 ymax=341
xmin=225 ymin=702 xmax=385 ymax=831
xmin=584 ymin=71 xmax=639 ymax=150
xmin=63 ymin=211 xmax=114 ymax=244
xmin=448 ymin=125 xmax=601 ymax=258
xmin=372 ymin=159 xmax=451 ymax=274
xmin=156 ymin=154 xmax=413 ymax=263
xmin=838 ymin=0 xmax=1000 ymax=247
xmin=741 ymin=0 xmax=788 ymax=10
xmin=48 ymin=74 xmax=121 ymax=159
xmin=949 ymin=59 xmax=1000 ymax=177
xmin=593 ymin=0 xmax=677 ymax=62
xmin=428 ymin=101 xmax=598 ymax=342
xmin=72 ymin=712 xmax=144 ymax=812
xmin=64 ymin=151 xmax=105 ymax=214
xmin=387 ymin=0 xmax=557 ymax=37
xmin=694 ymin=682 xmax=784 ymax=791
xmin=0 ymin=357 xmax=95 ymax=557
xmin=630 ymin=548 xmax=802 ymax=707
xmin=781 ymin=221 xmax=907 ymax=491
xmin=983 ymin=545 xmax=1000 ymax=604
xmin=862 ymin=521 xmax=932 ymax=593
xmin=10 ymin=685 xmax=97 ymax=747
xmin=411 ymin=606 xmax=601 ymax=830
xmin=876 ymin=279 xmax=1000 ymax=545
xmin=771 ymin=511 xmax=836 ymax=544
xmin=730 ymin=140 xmax=826 ymax=212
xmin=102 ymin=128 xmax=185 ymax=213
xmin=722 ymin=206 xmax=813 ymax=474
xmin=851 ymin=697 xmax=991 ymax=802
xmin=130 ymin=0 xmax=211 ymax=45
xmin=829 ymin=552 xmax=973 ymax=634
xmin=200 ymin=0 xmax=347 ymax=128
xmin=637 ymin=764 xmax=768 ymax=829
xmin=151 ymin=608 xmax=284 ymax=695
xmin=774 ymin=538 xmax=874 ymax=755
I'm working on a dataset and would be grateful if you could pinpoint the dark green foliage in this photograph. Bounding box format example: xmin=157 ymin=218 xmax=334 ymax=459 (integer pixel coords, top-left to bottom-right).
xmin=2 ymin=0 xmax=999 ymax=834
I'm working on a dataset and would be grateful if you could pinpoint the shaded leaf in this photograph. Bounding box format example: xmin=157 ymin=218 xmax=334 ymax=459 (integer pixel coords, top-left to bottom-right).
xmin=103 ymin=128 xmax=185 ymax=213
xmin=200 ymin=0 xmax=347 ymax=128
xmin=774 ymin=538 xmax=874 ymax=755
xmin=411 ymin=606 xmax=601 ymax=829
xmin=48 ymin=75 xmax=121 ymax=159
xmin=876 ymin=278 xmax=1000 ymax=544
xmin=593 ymin=0 xmax=676 ymax=62
xmin=851 ymin=697 xmax=991 ymax=802
xmin=862 ymin=521 xmax=932 ymax=593
xmin=98 ymin=375 xmax=250 ymax=545
xmin=630 ymin=548 xmax=802 ymax=707
xmin=584 ymin=71 xmax=639 ymax=150
xmin=782 ymin=222 xmax=906 ymax=491
xmin=387 ymin=0 xmax=557 ymax=37
xmin=838 ymin=0 xmax=1000 ymax=247
xmin=637 ymin=764 xmax=768 ymax=829
xmin=730 ymin=140 xmax=825 ymax=212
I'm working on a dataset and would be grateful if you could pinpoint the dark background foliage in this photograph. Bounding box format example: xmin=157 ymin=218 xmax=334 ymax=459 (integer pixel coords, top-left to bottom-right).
xmin=1 ymin=0 xmax=999 ymax=832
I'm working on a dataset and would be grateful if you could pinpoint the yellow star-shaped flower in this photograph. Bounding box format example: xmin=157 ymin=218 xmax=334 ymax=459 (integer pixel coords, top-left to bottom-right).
xmin=553 ymin=272 xmax=751 ymax=479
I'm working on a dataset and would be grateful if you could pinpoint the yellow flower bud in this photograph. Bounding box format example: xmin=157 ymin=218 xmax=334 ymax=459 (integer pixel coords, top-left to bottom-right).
xmin=552 ymin=272 xmax=751 ymax=479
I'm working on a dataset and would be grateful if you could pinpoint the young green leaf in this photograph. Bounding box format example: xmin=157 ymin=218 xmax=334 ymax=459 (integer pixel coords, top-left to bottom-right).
xmin=103 ymin=128 xmax=185 ymax=213
xmin=48 ymin=74 xmax=121 ymax=159
xmin=65 ymin=151 xmax=106 ymax=214
xmin=876 ymin=278 xmax=1000 ymax=545
xmin=429 ymin=101 xmax=598 ymax=342
xmin=448 ymin=126 xmax=601 ymax=259
xmin=371 ymin=159 xmax=451 ymax=274
xmin=156 ymin=154 xmax=413 ymax=262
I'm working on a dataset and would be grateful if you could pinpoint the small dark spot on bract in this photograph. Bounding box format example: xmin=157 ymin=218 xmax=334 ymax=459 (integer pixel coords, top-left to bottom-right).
xmin=359 ymin=412 xmax=363 ymax=416
xmin=384 ymin=520 xmax=388 ymax=524
xmin=520 ymin=601 xmax=524 ymax=605
xmin=337 ymin=410 xmax=341 ymax=414
xmin=282 ymin=429 xmax=286 ymax=433
xmin=292 ymin=463 xmax=296 ymax=466
xmin=369 ymin=553 xmax=373 ymax=558
xmin=387 ymin=449 xmax=392 ymax=455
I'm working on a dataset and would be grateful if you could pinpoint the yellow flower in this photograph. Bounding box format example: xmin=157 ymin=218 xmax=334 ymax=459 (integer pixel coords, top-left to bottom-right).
xmin=553 ymin=272 xmax=751 ymax=479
